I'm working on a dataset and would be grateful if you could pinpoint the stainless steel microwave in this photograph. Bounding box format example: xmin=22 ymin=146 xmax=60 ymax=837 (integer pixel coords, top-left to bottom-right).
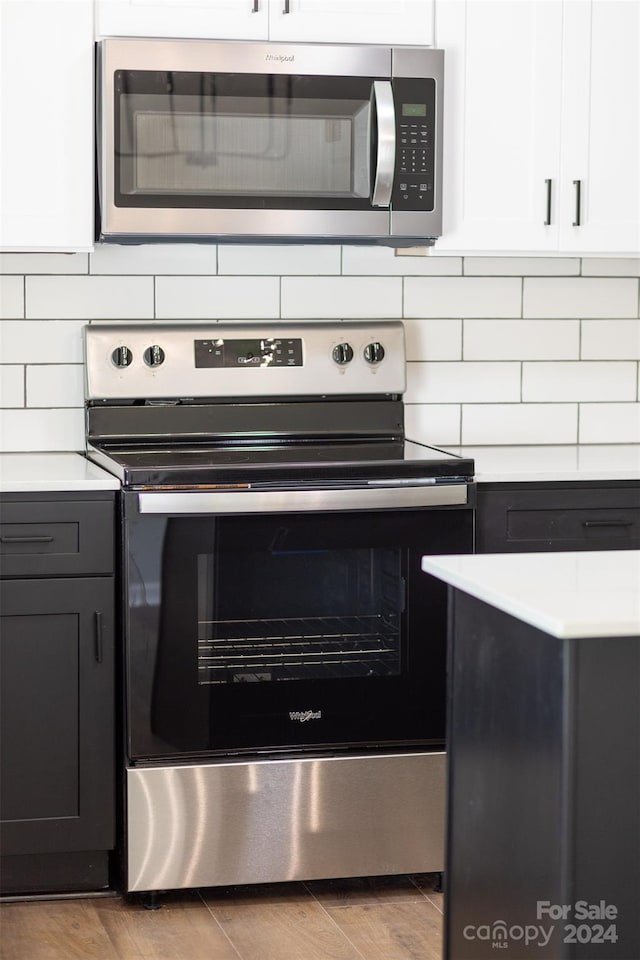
xmin=96 ymin=38 xmax=444 ymax=246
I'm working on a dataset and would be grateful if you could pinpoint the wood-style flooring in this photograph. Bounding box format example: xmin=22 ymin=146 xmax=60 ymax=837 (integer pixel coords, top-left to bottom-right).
xmin=0 ymin=873 xmax=443 ymax=960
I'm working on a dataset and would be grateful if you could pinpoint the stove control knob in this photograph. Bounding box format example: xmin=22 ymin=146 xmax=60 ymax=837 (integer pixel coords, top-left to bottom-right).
xmin=111 ymin=345 xmax=133 ymax=368
xmin=144 ymin=345 xmax=165 ymax=367
xmin=364 ymin=342 xmax=385 ymax=364
xmin=332 ymin=342 xmax=354 ymax=365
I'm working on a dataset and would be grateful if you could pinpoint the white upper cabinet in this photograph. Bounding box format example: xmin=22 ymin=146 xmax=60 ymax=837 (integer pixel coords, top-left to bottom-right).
xmin=435 ymin=0 xmax=640 ymax=255
xmin=434 ymin=0 xmax=563 ymax=253
xmin=559 ymin=1 xmax=640 ymax=254
xmin=95 ymin=0 xmax=434 ymax=46
xmin=96 ymin=0 xmax=270 ymax=41
xmin=268 ymin=1 xmax=434 ymax=46
xmin=0 ymin=0 xmax=94 ymax=252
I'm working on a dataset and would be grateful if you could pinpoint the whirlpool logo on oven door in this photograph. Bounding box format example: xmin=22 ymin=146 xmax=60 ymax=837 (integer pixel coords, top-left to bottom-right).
xmin=289 ymin=710 xmax=322 ymax=722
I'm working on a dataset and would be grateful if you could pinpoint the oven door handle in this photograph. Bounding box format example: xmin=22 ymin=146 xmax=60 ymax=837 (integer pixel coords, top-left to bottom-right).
xmin=136 ymin=483 xmax=469 ymax=515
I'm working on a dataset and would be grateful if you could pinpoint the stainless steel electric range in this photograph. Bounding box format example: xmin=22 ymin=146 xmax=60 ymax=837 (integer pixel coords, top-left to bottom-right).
xmin=83 ymin=320 xmax=474 ymax=898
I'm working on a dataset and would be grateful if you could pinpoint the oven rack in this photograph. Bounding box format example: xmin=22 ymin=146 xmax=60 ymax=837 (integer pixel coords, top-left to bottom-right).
xmin=197 ymin=614 xmax=400 ymax=683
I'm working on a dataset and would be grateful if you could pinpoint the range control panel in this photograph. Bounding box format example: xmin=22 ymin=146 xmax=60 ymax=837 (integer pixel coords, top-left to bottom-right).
xmin=392 ymin=78 xmax=436 ymax=212
xmin=84 ymin=322 xmax=407 ymax=400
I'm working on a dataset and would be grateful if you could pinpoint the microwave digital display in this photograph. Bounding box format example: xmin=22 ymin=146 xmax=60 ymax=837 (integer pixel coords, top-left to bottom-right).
xmin=402 ymin=103 xmax=427 ymax=117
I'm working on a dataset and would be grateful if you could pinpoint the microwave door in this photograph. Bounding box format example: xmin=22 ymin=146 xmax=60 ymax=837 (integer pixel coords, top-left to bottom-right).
xmin=371 ymin=81 xmax=396 ymax=208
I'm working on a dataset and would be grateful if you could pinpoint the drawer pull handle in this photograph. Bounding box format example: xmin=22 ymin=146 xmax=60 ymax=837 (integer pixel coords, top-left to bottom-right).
xmin=582 ymin=520 xmax=633 ymax=529
xmin=252 ymin=0 xmax=259 ymax=10
xmin=94 ymin=611 xmax=104 ymax=664
xmin=0 ymin=535 xmax=54 ymax=544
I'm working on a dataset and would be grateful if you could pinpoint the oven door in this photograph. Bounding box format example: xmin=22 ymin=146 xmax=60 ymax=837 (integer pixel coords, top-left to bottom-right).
xmin=123 ymin=485 xmax=473 ymax=761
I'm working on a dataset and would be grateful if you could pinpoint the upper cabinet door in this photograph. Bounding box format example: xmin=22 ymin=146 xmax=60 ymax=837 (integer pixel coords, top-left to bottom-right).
xmin=0 ymin=0 xmax=94 ymax=252
xmin=95 ymin=0 xmax=270 ymax=40
xmin=97 ymin=0 xmax=434 ymax=44
xmin=434 ymin=0 xmax=563 ymax=253
xmin=559 ymin=0 xmax=640 ymax=254
xmin=268 ymin=0 xmax=434 ymax=46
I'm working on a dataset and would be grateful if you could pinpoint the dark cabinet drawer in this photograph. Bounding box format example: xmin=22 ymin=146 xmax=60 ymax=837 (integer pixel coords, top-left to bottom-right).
xmin=477 ymin=484 xmax=640 ymax=553
xmin=0 ymin=500 xmax=114 ymax=577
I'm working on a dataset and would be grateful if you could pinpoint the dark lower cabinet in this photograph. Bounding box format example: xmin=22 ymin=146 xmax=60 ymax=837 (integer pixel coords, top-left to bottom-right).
xmin=0 ymin=494 xmax=116 ymax=896
xmin=476 ymin=482 xmax=640 ymax=553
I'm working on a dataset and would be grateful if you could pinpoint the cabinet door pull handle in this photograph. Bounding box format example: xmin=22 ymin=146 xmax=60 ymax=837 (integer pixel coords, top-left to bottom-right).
xmin=582 ymin=520 xmax=633 ymax=529
xmin=252 ymin=0 xmax=259 ymax=11
xmin=0 ymin=535 xmax=54 ymax=543
xmin=572 ymin=179 xmax=582 ymax=226
xmin=94 ymin=611 xmax=104 ymax=664
xmin=544 ymin=179 xmax=552 ymax=225
xmin=283 ymin=0 xmax=290 ymax=12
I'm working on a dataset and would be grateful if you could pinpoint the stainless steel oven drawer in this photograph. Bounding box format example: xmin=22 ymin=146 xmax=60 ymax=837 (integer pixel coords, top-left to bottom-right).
xmin=126 ymin=751 xmax=445 ymax=892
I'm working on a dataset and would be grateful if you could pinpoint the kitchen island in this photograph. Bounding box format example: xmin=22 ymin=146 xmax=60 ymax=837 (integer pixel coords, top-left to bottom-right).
xmin=422 ymin=550 xmax=640 ymax=960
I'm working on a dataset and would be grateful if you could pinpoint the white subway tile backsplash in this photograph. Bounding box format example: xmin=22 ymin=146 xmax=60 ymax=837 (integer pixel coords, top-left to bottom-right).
xmin=464 ymin=319 xmax=579 ymax=360
xmin=0 ymin=366 xmax=24 ymax=407
xmin=26 ymin=364 xmax=84 ymax=408
xmin=0 ymin=276 xmax=24 ymax=318
xmin=581 ymin=258 xmax=640 ymax=277
xmin=282 ymin=277 xmax=402 ymax=318
xmin=403 ymin=318 xmax=462 ymax=361
xmin=404 ymin=277 xmax=521 ymax=318
xmin=464 ymin=257 xmax=580 ymax=277
xmin=581 ymin=319 xmax=640 ymax=360
xmin=523 ymin=277 xmax=639 ymax=318
xmin=0 ymin=253 xmax=88 ymax=275
xmin=523 ymin=361 xmax=637 ymax=402
xmin=219 ymin=245 xmax=341 ymax=275
xmin=579 ymin=403 xmax=640 ymax=444
xmin=90 ymin=244 xmax=217 ymax=275
xmin=404 ymin=404 xmax=461 ymax=446
xmin=155 ymin=276 xmax=280 ymax=318
xmin=406 ymin=361 xmax=521 ymax=404
xmin=342 ymin=247 xmax=462 ymax=276
xmin=462 ymin=403 xmax=579 ymax=445
xmin=1 ymin=321 xmax=86 ymax=363
xmin=0 ymin=250 xmax=639 ymax=453
xmin=0 ymin=408 xmax=84 ymax=452
xmin=26 ymin=276 xmax=154 ymax=319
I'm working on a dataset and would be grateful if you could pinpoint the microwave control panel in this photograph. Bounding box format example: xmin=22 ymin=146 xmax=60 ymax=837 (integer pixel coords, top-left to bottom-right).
xmin=392 ymin=78 xmax=436 ymax=212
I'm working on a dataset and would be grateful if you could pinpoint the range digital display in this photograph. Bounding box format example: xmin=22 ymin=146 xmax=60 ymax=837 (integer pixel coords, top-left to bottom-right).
xmin=194 ymin=338 xmax=303 ymax=368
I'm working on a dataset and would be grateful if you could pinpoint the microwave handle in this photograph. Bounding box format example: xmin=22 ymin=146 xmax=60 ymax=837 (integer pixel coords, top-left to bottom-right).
xmin=371 ymin=81 xmax=396 ymax=208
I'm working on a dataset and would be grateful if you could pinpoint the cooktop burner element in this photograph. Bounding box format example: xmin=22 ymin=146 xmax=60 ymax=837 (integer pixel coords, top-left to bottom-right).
xmin=83 ymin=321 xmax=474 ymax=489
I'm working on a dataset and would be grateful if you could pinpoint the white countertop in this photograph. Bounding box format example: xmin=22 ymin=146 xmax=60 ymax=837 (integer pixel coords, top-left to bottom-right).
xmin=447 ymin=444 xmax=640 ymax=483
xmin=0 ymin=453 xmax=120 ymax=492
xmin=422 ymin=551 xmax=640 ymax=639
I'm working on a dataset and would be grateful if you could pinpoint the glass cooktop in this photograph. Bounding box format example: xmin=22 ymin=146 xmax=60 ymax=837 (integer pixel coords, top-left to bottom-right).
xmin=87 ymin=438 xmax=475 ymax=488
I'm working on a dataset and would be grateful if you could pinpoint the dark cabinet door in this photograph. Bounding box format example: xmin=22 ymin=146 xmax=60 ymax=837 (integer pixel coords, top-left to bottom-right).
xmin=0 ymin=577 xmax=115 ymax=857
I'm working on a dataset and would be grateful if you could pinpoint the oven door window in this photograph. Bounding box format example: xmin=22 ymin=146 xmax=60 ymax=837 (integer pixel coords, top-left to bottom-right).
xmin=126 ymin=508 xmax=472 ymax=760
xmin=115 ymin=72 xmax=374 ymax=210
xmin=197 ymin=542 xmax=403 ymax=685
